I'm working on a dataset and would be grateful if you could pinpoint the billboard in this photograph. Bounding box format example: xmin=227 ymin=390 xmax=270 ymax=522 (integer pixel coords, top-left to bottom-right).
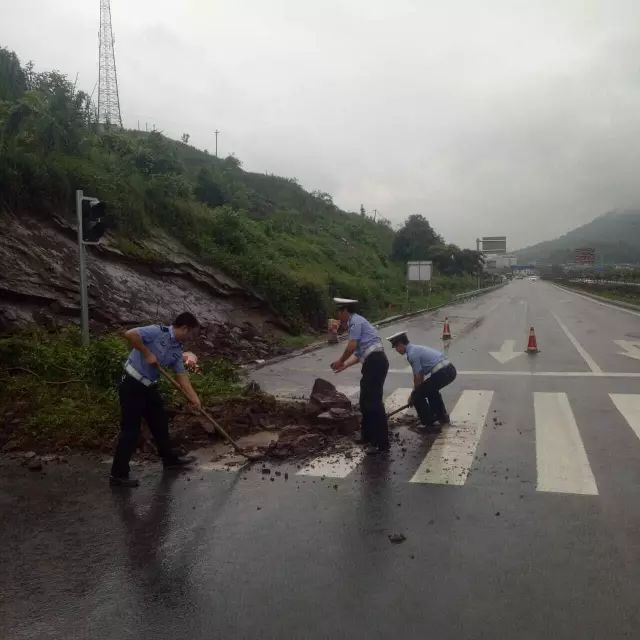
xmin=478 ymin=236 xmax=507 ymax=254
xmin=575 ymin=248 xmax=595 ymax=264
xmin=407 ymin=261 xmax=432 ymax=282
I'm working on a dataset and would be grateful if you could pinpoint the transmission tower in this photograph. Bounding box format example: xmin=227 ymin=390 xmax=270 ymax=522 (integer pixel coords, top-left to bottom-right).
xmin=97 ymin=0 xmax=123 ymax=128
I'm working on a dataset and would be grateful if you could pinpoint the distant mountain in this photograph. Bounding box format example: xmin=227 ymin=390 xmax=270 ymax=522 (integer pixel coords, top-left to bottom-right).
xmin=515 ymin=210 xmax=640 ymax=265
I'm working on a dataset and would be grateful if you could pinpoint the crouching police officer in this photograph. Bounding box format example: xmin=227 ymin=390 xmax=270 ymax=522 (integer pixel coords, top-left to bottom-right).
xmin=331 ymin=298 xmax=390 ymax=455
xmin=387 ymin=331 xmax=456 ymax=433
xmin=110 ymin=312 xmax=202 ymax=487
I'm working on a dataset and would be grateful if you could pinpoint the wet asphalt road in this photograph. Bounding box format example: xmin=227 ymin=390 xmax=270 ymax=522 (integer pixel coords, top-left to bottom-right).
xmin=2 ymin=280 xmax=640 ymax=639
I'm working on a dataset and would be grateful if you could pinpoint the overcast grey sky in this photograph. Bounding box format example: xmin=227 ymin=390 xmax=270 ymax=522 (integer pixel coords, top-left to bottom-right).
xmin=2 ymin=0 xmax=640 ymax=249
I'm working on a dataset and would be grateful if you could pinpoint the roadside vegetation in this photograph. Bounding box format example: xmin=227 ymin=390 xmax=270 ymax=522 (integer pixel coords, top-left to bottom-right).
xmin=0 ymin=45 xmax=490 ymax=450
xmin=1 ymin=45 xmax=483 ymax=332
xmin=0 ymin=328 xmax=242 ymax=451
xmin=555 ymin=277 xmax=640 ymax=306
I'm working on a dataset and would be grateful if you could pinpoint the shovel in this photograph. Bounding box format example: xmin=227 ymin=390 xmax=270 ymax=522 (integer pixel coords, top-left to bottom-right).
xmin=386 ymin=403 xmax=410 ymax=420
xmin=158 ymin=365 xmax=265 ymax=461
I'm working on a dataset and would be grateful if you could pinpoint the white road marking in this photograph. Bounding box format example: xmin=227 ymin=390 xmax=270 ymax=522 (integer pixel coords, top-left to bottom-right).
xmin=410 ymin=390 xmax=493 ymax=485
xmin=551 ymin=283 xmax=640 ymax=318
xmin=388 ymin=366 xmax=413 ymax=374
xmin=614 ymin=340 xmax=640 ymax=362
xmin=534 ymin=392 xmax=598 ymax=495
xmin=552 ymin=312 xmax=602 ymax=373
xmin=296 ymin=448 xmax=366 ymax=478
xmin=489 ymin=339 xmax=525 ymax=364
xmin=390 ymin=370 xmax=640 ymax=378
xmin=610 ymin=394 xmax=640 ymax=442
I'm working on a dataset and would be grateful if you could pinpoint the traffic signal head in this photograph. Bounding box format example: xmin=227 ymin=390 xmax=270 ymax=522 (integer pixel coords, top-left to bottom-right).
xmin=81 ymin=198 xmax=107 ymax=243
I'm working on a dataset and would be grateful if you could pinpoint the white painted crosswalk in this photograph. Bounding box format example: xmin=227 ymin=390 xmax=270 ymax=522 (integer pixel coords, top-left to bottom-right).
xmin=610 ymin=394 xmax=640 ymax=442
xmin=208 ymin=386 xmax=640 ymax=496
xmin=534 ymin=392 xmax=598 ymax=495
xmin=410 ymin=390 xmax=493 ymax=485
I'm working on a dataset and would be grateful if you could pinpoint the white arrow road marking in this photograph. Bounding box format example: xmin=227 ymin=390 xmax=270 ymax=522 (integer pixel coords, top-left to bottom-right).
xmin=489 ymin=339 xmax=525 ymax=364
xmin=614 ymin=340 xmax=640 ymax=362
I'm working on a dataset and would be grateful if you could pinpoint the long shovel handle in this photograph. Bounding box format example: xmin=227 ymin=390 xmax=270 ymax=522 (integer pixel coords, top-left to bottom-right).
xmin=386 ymin=403 xmax=410 ymax=419
xmin=157 ymin=366 xmax=244 ymax=454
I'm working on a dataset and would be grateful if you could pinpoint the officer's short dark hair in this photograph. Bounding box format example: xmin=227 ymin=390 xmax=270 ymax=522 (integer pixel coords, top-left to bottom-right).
xmin=392 ymin=334 xmax=409 ymax=346
xmin=173 ymin=312 xmax=199 ymax=329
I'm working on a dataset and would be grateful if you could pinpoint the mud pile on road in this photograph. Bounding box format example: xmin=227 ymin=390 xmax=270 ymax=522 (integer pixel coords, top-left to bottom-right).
xmin=170 ymin=378 xmax=360 ymax=461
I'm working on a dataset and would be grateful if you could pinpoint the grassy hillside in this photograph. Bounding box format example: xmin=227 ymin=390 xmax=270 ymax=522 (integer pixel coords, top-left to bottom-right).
xmin=0 ymin=45 xmax=480 ymax=332
xmin=516 ymin=210 xmax=640 ymax=265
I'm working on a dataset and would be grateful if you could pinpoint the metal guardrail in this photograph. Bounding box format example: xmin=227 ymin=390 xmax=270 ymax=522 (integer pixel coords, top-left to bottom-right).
xmin=568 ymin=279 xmax=640 ymax=288
xmin=453 ymin=282 xmax=506 ymax=301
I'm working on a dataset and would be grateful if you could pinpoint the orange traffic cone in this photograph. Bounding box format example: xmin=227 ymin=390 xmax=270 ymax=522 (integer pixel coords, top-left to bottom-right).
xmin=526 ymin=326 xmax=539 ymax=353
xmin=442 ymin=317 xmax=452 ymax=340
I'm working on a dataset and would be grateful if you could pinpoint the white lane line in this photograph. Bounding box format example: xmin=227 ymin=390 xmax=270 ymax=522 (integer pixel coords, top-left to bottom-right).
xmin=388 ymin=366 xmax=413 ymax=374
xmin=462 ymin=371 xmax=640 ymax=377
xmin=297 ymin=448 xmax=366 ymax=478
xmin=534 ymin=392 xmax=598 ymax=495
xmin=410 ymin=390 xmax=493 ymax=485
xmin=384 ymin=387 xmax=414 ymax=418
xmin=552 ymin=283 xmax=640 ymax=318
xmin=610 ymin=394 xmax=640 ymax=442
xmin=551 ymin=312 xmax=602 ymax=373
xmin=389 ymin=370 xmax=640 ymax=378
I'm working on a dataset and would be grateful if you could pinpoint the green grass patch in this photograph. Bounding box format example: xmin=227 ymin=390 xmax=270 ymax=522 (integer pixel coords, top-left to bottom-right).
xmin=0 ymin=328 xmax=242 ymax=451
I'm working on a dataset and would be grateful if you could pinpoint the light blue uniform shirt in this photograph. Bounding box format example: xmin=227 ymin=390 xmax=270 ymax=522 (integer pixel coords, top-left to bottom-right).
xmin=348 ymin=313 xmax=382 ymax=358
xmin=406 ymin=343 xmax=445 ymax=375
xmin=126 ymin=325 xmax=185 ymax=382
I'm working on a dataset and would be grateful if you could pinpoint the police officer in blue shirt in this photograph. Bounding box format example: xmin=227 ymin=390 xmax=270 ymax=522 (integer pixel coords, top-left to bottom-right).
xmin=110 ymin=312 xmax=203 ymax=487
xmin=331 ymin=298 xmax=390 ymax=454
xmin=387 ymin=331 xmax=457 ymax=433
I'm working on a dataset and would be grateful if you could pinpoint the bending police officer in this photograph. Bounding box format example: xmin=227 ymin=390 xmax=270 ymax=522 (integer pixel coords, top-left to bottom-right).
xmin=110 ymin=312 xmax=202 ymax=487
xmin=387 ymin=331 xmax=456 ymax=433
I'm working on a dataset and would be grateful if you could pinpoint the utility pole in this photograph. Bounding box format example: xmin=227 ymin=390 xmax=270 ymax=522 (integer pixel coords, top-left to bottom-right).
xmin=97 ymin=0 xmax=123 ymax=128
xmin=76 ymin=190 xmax=90 ymax=346
xmin=214 ymin=129 xmax=220 ymax=157
xmin=75 ymin=189 xmax=109 ymax=346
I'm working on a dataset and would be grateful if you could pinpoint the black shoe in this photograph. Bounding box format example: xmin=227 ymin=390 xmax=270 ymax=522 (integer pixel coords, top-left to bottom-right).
xmin=163 ymin=454 xmax=197 ymax=469
xmin=109 ymin=475 xmax=140 ymax=488
xmin=420 ymin=424 xmax=442 ymax=435
xmin=437 ymin=414 xmax=450 ymax=425
xmin=364 ymin=444 xmax=390 ymax=455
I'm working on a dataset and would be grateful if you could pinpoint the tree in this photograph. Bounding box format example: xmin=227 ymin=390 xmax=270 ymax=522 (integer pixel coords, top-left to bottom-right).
xmin=0 ymin=47 xmax=26 ymax=102
xmin=181 ymin=132 xmax=190 ymax=144
xmin=428 ymin=244 xmax=484 ymax=275
xmin=194 ymin=167 xmax=225 ymax=207
xmin=391 ymin=214 xmax=443 ymax=262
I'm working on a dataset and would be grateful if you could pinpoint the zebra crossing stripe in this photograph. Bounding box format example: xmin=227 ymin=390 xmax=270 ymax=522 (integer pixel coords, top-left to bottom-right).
xmin=534 ymin=392 xmax=598 ymax=495
xmin=296 ymin=447 xmax=366 ymax=478
xmin=610 ymin=394 xmax=640 ymax=442
xmin=410 ymin=390 xmax=494 ymax=485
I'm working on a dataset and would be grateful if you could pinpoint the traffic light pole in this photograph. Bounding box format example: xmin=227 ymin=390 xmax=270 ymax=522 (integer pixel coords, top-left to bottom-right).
xmin=76 ymin=189 xmax=90 ymax=346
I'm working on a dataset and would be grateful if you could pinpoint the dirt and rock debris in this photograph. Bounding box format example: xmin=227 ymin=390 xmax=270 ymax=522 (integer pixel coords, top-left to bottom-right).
xmin=123 ymin=378 xmax=362 ymax=469
xmin=0 ymin=211 xmax=299 ymax=365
